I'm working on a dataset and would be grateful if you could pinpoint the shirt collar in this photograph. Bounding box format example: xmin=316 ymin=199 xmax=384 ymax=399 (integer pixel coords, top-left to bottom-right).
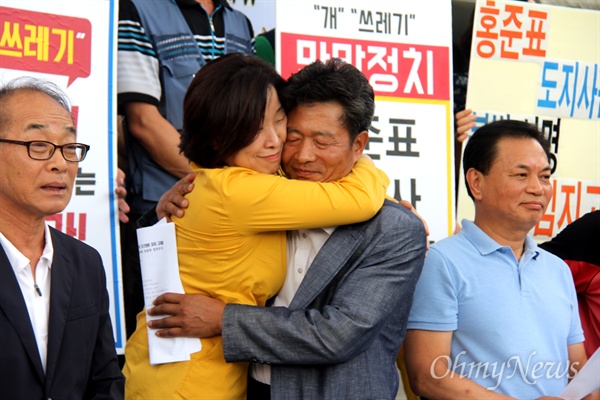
xmin=294 ymin=227 xmax=336 ymax=237
xmin=0 ymin=224 xmax=54 ymax=274
xmin=323 ymin=227 xmax=336 ymax=235
xmin=522 ymin=234 xmax=540 ymax=260
xmin=41 ymin=224 xmax=54 ymax=267
xmin=460 ymin=219 xmax=539 ymax=260
xmin=460 ymin=219 xmax=502 ymax=256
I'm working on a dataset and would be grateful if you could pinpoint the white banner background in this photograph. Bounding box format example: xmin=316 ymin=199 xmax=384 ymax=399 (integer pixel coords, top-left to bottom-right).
xmin=276 ymin=0 xmax=456 ymax=242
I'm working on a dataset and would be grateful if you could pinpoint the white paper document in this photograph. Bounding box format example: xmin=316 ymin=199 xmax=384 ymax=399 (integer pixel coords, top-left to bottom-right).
xmin=136 ymin=218 xmax=201 ymax=365
xmin=560 ymin=347 xmax=600 ymax=399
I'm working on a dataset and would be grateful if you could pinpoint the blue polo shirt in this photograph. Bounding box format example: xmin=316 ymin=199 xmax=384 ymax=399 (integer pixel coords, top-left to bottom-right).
xmin=408 ymin=220 xmax=584 ymax=398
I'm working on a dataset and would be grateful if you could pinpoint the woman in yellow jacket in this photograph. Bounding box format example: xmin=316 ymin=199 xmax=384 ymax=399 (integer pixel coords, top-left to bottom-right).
xmin=123 ymin=54 xmax=389 ymax=399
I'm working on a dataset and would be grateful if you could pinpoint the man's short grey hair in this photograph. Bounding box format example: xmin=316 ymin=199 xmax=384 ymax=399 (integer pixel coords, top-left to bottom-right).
xmin=0 ymin=77 xmax=72 ymax=134
xmin=0 ymin=76 xmax=71 ymax=113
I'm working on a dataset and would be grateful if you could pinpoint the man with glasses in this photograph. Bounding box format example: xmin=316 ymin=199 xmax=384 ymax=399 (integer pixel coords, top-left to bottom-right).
xmin=0 ymin=77 xmax=124 ymax=399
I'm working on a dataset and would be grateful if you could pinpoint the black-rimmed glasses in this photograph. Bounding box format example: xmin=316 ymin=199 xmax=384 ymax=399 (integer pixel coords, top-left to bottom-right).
xmin=0 ymin=139 xmax=90 ymax=162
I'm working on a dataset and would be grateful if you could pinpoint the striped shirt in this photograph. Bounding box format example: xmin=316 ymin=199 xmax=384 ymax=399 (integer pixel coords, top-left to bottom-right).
xmin=117 ymin=0 xmax=255 ymax=108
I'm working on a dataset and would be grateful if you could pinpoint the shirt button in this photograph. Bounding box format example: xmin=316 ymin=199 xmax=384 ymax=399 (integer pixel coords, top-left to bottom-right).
xmin=302 ymin=233 xmax=307 ymax=238
xmin=297 ymin=268 xmax=303 ymax=274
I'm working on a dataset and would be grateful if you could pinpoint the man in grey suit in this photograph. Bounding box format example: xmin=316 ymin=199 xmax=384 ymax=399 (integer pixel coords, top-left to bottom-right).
xmin=147 ymin=59 xmax=427 ymax=399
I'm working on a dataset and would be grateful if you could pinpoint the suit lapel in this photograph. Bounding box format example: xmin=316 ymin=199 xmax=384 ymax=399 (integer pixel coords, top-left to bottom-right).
xmin=0 ymin=246 xmax=45 ymax=383
xmin=289 ymin=226 xmax=365 ymax=309
xmin=45 ymin=229 xmax=73 ymax=393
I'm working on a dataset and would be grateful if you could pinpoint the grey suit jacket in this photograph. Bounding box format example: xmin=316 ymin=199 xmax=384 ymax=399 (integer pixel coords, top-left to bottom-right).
xmin=222 ymin=200 xmax=426 ymax=399
xmin=0 ymin=227 xmax=124 ymax=399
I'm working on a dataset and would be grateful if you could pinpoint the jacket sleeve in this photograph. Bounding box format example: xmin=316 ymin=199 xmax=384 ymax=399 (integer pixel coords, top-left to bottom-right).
xmin=222 ymin=158 xmax=390 ymax=234
xmin=221 ymin=205 xmax=426 ymax=364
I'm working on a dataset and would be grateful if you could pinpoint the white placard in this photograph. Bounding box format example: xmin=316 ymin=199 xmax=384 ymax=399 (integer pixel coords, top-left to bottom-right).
xmin=136 ymin=219 xmax=201 ymax=365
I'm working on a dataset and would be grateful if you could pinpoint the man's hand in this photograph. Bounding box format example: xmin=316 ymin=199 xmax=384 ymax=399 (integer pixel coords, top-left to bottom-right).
xmin=398 ymin=200 xmax=430 ymax=250
xmin=456 ymin=108 xmax=477 ymax=143
xmin=156 ymin=172 xmax=196 ymax=220
xmin=115 ymin=167 xmax=130 ymax=223
xmin=146 ymin=292 xmax=225 ymax=338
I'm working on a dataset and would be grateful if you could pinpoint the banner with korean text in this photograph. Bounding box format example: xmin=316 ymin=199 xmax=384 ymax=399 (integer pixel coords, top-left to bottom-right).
xmin=459 ymin=0 xmax=600 ymax=241
xmin=0 ymin=0 xmax=126 ymax=352
xmin=277 ymin=0 xmax=455 ymax=242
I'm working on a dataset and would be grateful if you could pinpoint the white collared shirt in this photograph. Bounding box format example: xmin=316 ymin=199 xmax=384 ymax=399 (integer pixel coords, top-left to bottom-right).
xmin=252 ymin=227 xmax=336 ymax=384
xmin=0 ymin=224 xmax=53 ymax=373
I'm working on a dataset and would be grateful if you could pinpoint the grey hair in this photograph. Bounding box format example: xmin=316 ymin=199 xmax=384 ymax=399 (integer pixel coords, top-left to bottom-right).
xmin=1 ymin=76 xmax=71 ymax=110
xmin=0 ymin=77 xmax=72 ymax=134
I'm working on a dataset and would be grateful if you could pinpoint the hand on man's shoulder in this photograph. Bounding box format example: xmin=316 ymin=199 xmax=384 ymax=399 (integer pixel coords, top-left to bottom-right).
xmin=381 ymin=199 xmax=428 ymax=236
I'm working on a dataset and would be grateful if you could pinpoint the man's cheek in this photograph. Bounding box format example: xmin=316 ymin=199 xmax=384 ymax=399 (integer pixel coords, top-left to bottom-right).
xmin=281 ymin=163 xmax=293 ymax=178
xmin=281 ymin=149 xmax=293 ymax=167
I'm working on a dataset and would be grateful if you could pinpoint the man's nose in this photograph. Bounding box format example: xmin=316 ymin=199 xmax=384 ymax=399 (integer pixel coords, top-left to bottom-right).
xmin=527 ymin=176 xmax=544 ymax=195
xmin=295 ymin=140 xmax=317 ymax=163
xmin=48 ymin=147 xmax=69 ymax=172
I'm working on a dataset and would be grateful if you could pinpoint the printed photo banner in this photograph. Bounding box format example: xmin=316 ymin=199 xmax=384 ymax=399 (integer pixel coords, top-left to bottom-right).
xmin=460 ymin=0 xmax=600 ymax=241
xmin=276 ymin=0 xmax=455 ymax=242
xmin=0 ymin=0 xmax=126 ymax=352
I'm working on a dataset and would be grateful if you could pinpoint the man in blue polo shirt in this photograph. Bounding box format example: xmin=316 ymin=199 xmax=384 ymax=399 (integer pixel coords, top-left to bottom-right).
xmin=405 ymin=120 xmax=590 ymax=399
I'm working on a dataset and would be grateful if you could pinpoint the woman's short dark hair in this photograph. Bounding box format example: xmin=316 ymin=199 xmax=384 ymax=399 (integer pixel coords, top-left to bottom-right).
xmin=463 ymin=119 xmax=551 ymax=200
xmin=180 ymin=53 xmax=285 ymax=168
xmin=278 ymin=58 xmax=374 ymax=145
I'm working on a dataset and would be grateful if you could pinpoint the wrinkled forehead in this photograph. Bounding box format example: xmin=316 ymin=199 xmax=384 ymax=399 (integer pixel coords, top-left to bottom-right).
xmin=2 ymin=90 xmax=75 ymax=138
xmin=287 ymin=103 xmax=351 ymax=139
xmin=492 ymin=137 xmax=551 ymax=170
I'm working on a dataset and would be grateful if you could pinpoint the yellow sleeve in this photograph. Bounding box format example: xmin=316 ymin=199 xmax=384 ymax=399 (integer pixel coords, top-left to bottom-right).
xmin=223 ymin=158 xmax=390 ymax=234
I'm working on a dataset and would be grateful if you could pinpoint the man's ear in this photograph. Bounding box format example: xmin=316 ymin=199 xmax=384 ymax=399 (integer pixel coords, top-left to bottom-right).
xmin=466 ymin=168 xmax=484 ymax=201
xmin=352 ymin=131 xmax=369 ymax=159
